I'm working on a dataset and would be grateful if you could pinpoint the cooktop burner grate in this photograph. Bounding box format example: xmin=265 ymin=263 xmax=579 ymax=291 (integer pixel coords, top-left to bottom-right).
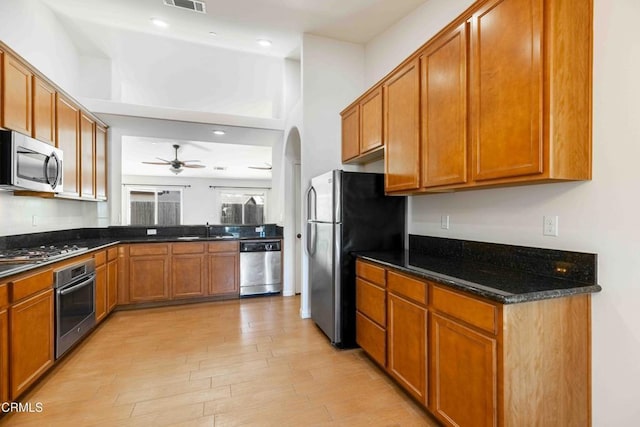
xmin=0 ymin=245 xmax=88 ymax=263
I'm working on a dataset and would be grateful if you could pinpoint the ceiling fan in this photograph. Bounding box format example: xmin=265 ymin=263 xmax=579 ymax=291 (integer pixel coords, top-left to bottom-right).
xmin=247 ymin=163 xmax=272 ymax=170
xmin=142 ymin=144 xmax=206 ymax=174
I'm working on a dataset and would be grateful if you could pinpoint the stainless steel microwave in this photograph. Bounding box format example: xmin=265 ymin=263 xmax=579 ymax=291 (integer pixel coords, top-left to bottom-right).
xmin=0 ymin=130 xmax=63 ymax=193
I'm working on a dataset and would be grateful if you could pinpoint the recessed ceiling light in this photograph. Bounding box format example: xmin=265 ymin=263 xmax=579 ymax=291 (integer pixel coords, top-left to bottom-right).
xmin=213 ymin=130 xmax=226 ymax=135
xmin=209 ymin=31 xmax=217 ymax=37
xmin=150 ymin=18 xmax=169 ymax=28
xmin=257 ymin=39 xmax=272 ymax=47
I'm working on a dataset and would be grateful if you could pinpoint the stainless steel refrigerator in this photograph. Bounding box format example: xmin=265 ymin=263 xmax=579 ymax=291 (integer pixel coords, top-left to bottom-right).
xmin=306 ymin=170 xmax=406 ymax=348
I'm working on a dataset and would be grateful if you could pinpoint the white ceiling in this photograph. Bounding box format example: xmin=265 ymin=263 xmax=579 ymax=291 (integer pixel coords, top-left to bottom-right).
xmin=40 ymin=0 xmax=426 ymax=179
xmin=40 ymin=0 xmax=426 ymax=58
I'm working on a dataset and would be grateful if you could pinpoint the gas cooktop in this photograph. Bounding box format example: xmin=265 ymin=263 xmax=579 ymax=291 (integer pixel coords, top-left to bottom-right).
xmin=0 ymin=245 xmax=88 ymax=264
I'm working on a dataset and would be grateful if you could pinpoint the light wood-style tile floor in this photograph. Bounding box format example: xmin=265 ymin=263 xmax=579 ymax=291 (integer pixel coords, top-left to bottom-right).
xmin=3 ymin=296 xmax=439 ymax=426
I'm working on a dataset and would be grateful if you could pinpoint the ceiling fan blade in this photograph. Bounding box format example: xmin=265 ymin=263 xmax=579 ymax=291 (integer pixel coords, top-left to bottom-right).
xmin=179 ymin=160 xmax=202 ymax=163
xmin=248 ymin=163 xmax=272 ymax=170
xmin=156 ymin=157 xmax=171 ymax=162
xmin=182 ymin=164 xmax=206 ymax=168
xmin=142 ymin=161 xmax=171 ymax=165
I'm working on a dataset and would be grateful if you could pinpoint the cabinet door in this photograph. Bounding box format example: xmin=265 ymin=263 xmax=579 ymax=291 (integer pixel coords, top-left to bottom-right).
xmin=470 ymin=0 xmax=543 ymax=181
xmin=341 ymin=105 xmax=360 ymax=162
xmin=32 ymin=76 xmax=56 ymax=145
xmin=430 ymin=312 xmax=497 ymax=427
xmin=10 ymin=289 xmax=54 ymax=400
xmin=56 ymin=95 xmax=80 ymax=197
xmin=172 ymin=254 xmax=206 ymax=299
xmin=129 ymin=256 xmax=170 ymax=302
xmin=384 ymin=59 xmax=420 ymax=192
xmin=421 ymin=23 xmax=468 ymax=188
xmin=107 ymin=259 xmax=117 ymax=313
xmin=80 ymin=112 xmax=96 ymax=199
xmin=360 ymin=87 xmax=383 ymax=154
xmin=95 ymin=125 xmax=107 ymax=200
xmin=0 ymin=308 xmax=8 ymax=405
xmin=356 ymin=312 xmax=386 ymax=367
xmin=387 ymin=292 xmax=427 ymax=404
xmin=208 ymin=253 xmax=238 ymax=295
xmin=1 ymin=53 xmax=32 ymax=135
xmin=95 ymin=263 xmax=107 ymax=323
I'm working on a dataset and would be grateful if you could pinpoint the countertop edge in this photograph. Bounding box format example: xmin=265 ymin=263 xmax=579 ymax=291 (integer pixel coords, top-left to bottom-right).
xmin=356 ymin=253 xmax=602 ymax=304
xmin=0 ymin=236 xmax=283 ymax=279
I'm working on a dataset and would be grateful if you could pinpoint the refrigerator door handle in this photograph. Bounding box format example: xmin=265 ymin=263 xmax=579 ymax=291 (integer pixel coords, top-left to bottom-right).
xmin=305 ymin=186 xmax=317 ymax=256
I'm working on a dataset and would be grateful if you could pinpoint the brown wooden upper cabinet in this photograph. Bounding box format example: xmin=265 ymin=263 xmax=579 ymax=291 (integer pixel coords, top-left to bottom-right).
xmin=384 ymin=59 xmax=420 ymax=193
xmin=80 ymin=112 xmax=96 ymax=199
xmin=460 ymin=0 xmax=592 ymax=188
xmin=420 ymin=22 xmax=468 ymax=189
xmin=1 ymin=51 xmax=33 ymax=136
xmin=341 ymin=86 xmax=383 ymax=163
xmin=346 ymin=0 xmax=592 ymax=194
xmin=95 ymin=124 xmax=108 ymax=200
xmin=56 ymin=94 xmax=80 ymax=198
xmin=32 ymin=76 xmax=56 ymax=145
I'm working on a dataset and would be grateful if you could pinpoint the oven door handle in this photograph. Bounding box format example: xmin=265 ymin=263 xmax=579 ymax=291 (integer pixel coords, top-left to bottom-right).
xmin=59 ymin=275 xmax=95 ymax=296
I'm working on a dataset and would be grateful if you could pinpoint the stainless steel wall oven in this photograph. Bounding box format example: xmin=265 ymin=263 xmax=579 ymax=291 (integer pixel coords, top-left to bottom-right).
xmin=54 ymin=259 xmax=96 ymax=359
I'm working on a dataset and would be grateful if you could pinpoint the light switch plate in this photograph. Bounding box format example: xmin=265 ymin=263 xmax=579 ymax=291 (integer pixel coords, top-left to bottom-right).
xmin=441 ymin=215 xmax=450 ymax=230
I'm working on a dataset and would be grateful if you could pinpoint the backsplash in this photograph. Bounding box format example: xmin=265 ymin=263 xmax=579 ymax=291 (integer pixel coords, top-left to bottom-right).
xmin=0 ymin=224 xmax=283 ymax=250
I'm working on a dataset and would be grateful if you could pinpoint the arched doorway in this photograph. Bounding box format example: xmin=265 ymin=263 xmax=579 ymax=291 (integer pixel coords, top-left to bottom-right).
xmin=282 ymin=127 xmax=302 ymax=296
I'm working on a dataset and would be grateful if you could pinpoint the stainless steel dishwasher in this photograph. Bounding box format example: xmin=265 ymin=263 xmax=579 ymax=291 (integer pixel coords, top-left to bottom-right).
xmin=239 ymin=240 xmax=282 ymax=296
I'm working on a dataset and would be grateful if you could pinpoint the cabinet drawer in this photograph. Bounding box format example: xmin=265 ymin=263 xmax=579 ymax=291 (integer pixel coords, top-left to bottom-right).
xmin=431 ymin=285 xmax=497 ymax=335
xmin=356 ymin=260 xmax=386 ymax=287
xmin=172 ymin=242 xmax=205 ymax=255
xmin=387 ymin=270 xmax=427 ymax=305
xmin=356 ymin=312 xmax=386 ymax=367
xmin=93 ymin=251 xmax=106 ymax=266
xmin=129 ymin=244 xmax=169 ymax=257
xmin=10 ymin=269 xmax=53 ymax=302
xmin=208 ymin=241 xmax=238 ymax=253
xmin=107 ymin=247 xmax=118 ymax=261
xmin=356 ymin=278 xmax=386 ymax=327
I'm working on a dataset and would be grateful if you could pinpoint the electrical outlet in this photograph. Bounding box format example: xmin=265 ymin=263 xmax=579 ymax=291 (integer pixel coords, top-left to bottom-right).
xmin=441 ymin=215 xmax=450 ymax=230
xmin=543 ymin=216 xmax=558 ymax=236
xmin=146 ymin=228 xmax=157 ymax=235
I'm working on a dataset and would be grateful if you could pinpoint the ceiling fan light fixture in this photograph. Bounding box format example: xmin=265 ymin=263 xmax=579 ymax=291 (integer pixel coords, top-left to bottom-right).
xmin=170 ymin=167 xmax=183 ymax=175
xmin=257 ymin=39 xmax=272 ymax=47
xmin=150 ymin=17 xmax=169 ymax=28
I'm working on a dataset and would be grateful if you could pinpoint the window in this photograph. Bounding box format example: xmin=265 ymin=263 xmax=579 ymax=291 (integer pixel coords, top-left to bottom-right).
xmin=125 ymin=187 xmax=183 ymax=225
xmin=217 ymin=188 xmax=268 ymax=225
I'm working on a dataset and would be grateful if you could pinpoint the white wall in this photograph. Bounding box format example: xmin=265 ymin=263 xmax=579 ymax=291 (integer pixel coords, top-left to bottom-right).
xmin=121 ymin=175 xmax=271 ymax=225
xmin=0 ymin=0 xmax=81 ymax=97
xmin=299 ymin=34 xmax=365 ymax=316
xmin=69 ymin=21 xmax=286 ymax=119
xmin=364 ymin=0 xmax=640 ymax=424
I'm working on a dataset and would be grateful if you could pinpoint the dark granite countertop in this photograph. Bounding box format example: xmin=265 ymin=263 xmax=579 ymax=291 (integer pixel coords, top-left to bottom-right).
xmin=0 ymin=235 xmax=282 ymax=280
xmin=356 ymin=237 xmax=601 ymax=304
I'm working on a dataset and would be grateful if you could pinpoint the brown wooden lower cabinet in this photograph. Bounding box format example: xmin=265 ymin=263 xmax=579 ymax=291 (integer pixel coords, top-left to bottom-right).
xmin=387 ymin=291 xmax=427 ymax=405
xmin=208 ymin=252 xmax=238 ymax=295
xmin=120 ymin=242 xmax=240 ymax=305
xmin=355 ymin=259 xmax=592 ymax=426
xmin=0 ymin=284 xmax=9 ymax=405
xmin=107 ymin=258 xmax=118 ymax=313
xmin=95 ymin=263 xmax=107 ymax=322
xmin=172 ymin=254 xmax=207 ymax=299
xmin=430 ymin=312 xmax=497 ymax=426
xmin=9 ymin=288 xmax=54 ymax=400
